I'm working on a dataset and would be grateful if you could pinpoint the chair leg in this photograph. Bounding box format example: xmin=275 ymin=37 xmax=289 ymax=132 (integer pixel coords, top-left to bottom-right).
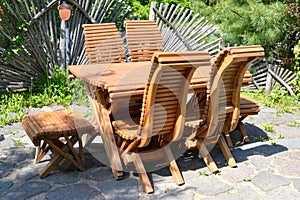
xmin=223 ymin=132 xmax=233 ymax=151
xmin=163 ymin=147 xmax=184 ymax=186
xmin=131 ymin=153 xmax=154 ymax=194
xmin=237 ymin=120 xmax=250 ymax=143
xmin=218 ymin=134 xmax=237 ymax=168
xmin=196 ymin=139 xmax=219 ymax=173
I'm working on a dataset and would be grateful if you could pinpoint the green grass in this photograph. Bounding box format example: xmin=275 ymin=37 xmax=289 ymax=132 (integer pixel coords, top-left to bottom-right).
xmin=0 ymin=67 xmax=88 ymax=126
xmin=287 ymin=120 xmax=300 ymax=127
xmin=261 ymin=122 xmax=275 ymax=133
xmin=242 ymin=86 xmax=300 ymax=115
xmin=11 ymin=138 xmax=24 ymax=148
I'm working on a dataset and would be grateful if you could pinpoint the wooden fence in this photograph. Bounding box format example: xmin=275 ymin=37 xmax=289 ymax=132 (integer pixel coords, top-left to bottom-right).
xmin=149 ymin=2 xmax=222 ymax=56
xmin=0 ymin=0 xmax=131 ymax=93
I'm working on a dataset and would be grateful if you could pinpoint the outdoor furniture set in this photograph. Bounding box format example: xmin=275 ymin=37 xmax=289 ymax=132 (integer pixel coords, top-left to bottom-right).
xmin=22 ymin=20 xmax=264 ymax=193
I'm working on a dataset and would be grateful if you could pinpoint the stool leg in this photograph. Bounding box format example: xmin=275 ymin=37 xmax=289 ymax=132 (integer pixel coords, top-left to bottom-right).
xmin=40 ymin=150 xmax=64 ymax=178
xmin=35 ymin=146 xmax=41 ymax=164
xmin=63 ymin=133 xmax=85 ymax=168
xmin=78 ymin=135 xmax=85 ymax=168
xmin=35 ymin=141 xmax=51 ymax=164
xmin=39 ymin=136 xmax=85 ymax=178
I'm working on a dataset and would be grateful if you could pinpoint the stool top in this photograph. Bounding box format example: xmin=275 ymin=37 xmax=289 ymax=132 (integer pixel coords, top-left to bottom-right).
xmin=22 ymin=110 xmax=94 ymax=146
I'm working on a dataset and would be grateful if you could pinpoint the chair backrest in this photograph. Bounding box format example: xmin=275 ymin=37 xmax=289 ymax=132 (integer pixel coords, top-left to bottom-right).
xmin=203 ymin=45 xmax=265 ymax=141
xmin=82 ymin=23 xmax=125 ymax=64
xmin=125 ymin=20 xmax=163 ymax=62
xmin=137 ymin=51 xmax=211 ymax=147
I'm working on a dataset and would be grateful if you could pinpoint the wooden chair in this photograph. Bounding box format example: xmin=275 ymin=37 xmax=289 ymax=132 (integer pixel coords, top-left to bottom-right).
xmin=125 ymin=20 xmax=163 ymax=62
xmin=82 ymin=23 xmax=125 ymax=64
xmin=22 ymin=110 xmax=95 ymax=178
xmin=214 ymin=46 xmax=265 ymax=150
xmin=185 ymin=45 xmax=265 ymax=173
xmin=112 ymin=51 xmax=209 ymax=193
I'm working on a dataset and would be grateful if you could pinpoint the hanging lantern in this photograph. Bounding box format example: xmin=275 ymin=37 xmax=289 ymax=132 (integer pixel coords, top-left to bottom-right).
xmin=58 ymin=2 xmax=71 ymax=21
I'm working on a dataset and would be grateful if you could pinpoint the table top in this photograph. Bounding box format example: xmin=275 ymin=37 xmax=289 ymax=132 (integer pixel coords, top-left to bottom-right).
xmin=68 ymin=61 xmax=252 ymax=99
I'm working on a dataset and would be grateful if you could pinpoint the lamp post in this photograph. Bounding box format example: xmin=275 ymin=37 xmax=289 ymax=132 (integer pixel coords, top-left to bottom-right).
xmin=58 ymin=1 xmax=71 ymax=70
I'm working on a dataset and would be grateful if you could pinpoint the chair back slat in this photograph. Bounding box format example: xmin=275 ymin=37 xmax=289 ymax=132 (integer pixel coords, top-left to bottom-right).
xmin=125 ymin=20 xmax=163 ymax=62
xmin=83 ymin=23 xmax=125 ymax=64
xmin=138 ymin=51 xmax=211 ymax=147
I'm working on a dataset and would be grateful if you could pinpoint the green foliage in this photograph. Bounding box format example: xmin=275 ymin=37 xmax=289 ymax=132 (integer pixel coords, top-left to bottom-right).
xmin=0 ymin=67 xmax=88 ymax=126
xmin=123 ymin=0 xmax=193 ymax=19
xmin=291 ymin=41 xmax=300 ymax=98
xmin=1 ymin=21 xmax=29 ymax=61
xmin=287 ymin=120 xmax=299 ymax=127
xmin=191 ymin=1 xmax=286 ymax=56
xmin=262 ymin=122 xmax=275 ymax=133
xmin=32 ymin=66 xmax=73 ymax=107
xmin=242 ymin=86 xmax=300 ymax=114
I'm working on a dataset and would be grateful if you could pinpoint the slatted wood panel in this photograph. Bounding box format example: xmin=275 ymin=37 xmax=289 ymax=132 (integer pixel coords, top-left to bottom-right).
xmin=0 ymin=0 xmax=131 ymax=93
xmin=149 ymin=2 xmax=221 ymax=55
xmin=125 ymin=20 xmax=163 ymax=62
xmin=248 ymin=58 xmax=297 ymax=95
xmin=83 ymin=23 xmax=125 ymax=64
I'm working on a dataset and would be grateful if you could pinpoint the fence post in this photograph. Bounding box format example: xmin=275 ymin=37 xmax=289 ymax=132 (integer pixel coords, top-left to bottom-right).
xmin=265 ymin=64 xmax=274 ymax=95
xmin=149 ymin=2 xmax=156 ymax=20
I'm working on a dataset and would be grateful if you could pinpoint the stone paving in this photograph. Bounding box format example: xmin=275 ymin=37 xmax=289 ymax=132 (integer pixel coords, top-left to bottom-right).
xmin=1 ymin=104 xmax=300 ymax=199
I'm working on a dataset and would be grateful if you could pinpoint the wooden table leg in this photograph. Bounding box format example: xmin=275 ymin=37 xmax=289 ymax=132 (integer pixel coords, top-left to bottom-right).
xmin=92 ymin=100 xmax=123 ymax=179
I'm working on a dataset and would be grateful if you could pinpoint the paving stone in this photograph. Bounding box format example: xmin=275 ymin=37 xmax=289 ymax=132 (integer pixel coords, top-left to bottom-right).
xmin=46 ymin=183 xmax=104 ymax=200
xmin=275 ymin=113 xmax=300 ymax=125
xmin=97 ymin=178 xmax=139 ymax=199
xmin=83 ymin=167 xmax=115 ymax=181
xmin=0 ymin=161 xmax=15 ymax=178
xmin=274 ymin=126 xmax=300 ymax=138
xmin=0 ymin=179 xmax=13 ymax=193
xmin=263 ymin=186 xmax=299 ymax=200
xmin=288 ymin=149 xmax=300 ymax=159
xmin=41 ymin=105 xmax=65 ymax=111
xmin=2 ymin=181 xmax=51 ymax=200
xmin=220 ymin=163 xmax=254 ymax=183
xmin=15 ymin=163 xmax=40 ymax=181
xmin=186 ymin=175 xmax=233 ymax=196
xmin=225 ymin=183 xmax=261 ymax=200
xmin=251 ymin=171 xmax=290 ymax=191
xmin=27 ymin=108 xmax=45 ymax=115
xmin=0 ymin=136 xmax=15 ymax=148
xmin=273 ymin=156 xmax=300 ymax=178
xmin=204 ymin=183 xmax=261 ymax=200
xmin=250 ymin=155 xmax=273 ymax=171
xmin=40 ymin=171 xmax=80 ymax=185
xmin=0 ymin=147 xmax=27 ymax=162
xmin=141 ymin=182 xmax=194 ymax=200
xmin=274 ymin=138 xmax=300 ymax=150
xmin=292 ymin=178 xmax=300 ymax=192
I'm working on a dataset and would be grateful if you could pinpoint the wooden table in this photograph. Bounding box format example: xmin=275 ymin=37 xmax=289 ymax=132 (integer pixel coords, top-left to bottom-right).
xmin=68 ymin=61 xmax=252 ymax=179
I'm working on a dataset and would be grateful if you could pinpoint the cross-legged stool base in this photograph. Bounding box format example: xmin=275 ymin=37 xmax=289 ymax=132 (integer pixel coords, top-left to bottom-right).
xmin=22 ymin=110 xmax=95 ymax=178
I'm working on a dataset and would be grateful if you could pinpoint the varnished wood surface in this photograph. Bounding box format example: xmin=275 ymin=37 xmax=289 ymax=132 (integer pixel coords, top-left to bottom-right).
xmin=68 ymin=61 xmax=252 ymax=98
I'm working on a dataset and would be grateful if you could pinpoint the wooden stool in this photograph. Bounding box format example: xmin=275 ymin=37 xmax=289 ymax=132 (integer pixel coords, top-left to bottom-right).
xmin=22 ymin=110 xmax=95 ymax=178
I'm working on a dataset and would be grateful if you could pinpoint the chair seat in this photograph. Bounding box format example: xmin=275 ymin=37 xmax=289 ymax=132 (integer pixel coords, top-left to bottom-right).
xmin=240 ymin=95 xmax=260 ymax=115
xmin=113 ymin=118 xmax=140 ymax=140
